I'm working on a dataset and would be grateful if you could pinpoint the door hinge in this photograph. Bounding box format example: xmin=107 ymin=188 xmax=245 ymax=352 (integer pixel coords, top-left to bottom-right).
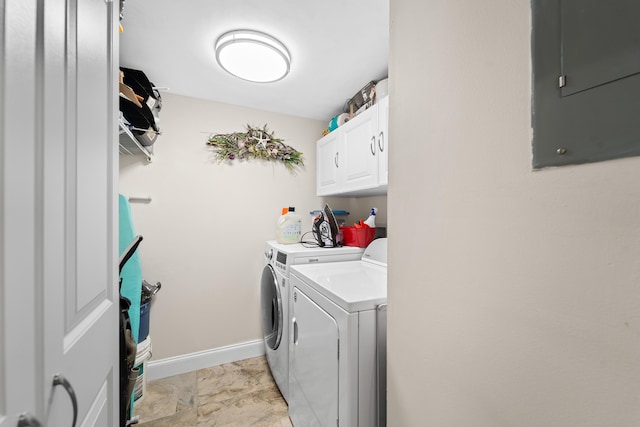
xmin=558 ymin=75 xmax=566 ymax=88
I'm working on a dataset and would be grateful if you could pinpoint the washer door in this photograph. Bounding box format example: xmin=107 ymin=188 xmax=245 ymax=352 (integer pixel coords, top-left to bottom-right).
xmin=261 ymin=264 xmax=283 ymax=350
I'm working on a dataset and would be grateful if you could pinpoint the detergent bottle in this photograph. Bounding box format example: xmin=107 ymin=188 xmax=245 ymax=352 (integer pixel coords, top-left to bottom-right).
xmin=276 ymin=207 xmax=302 ymax=244
xmin=363 ymin=207 xmax=377 ymax=228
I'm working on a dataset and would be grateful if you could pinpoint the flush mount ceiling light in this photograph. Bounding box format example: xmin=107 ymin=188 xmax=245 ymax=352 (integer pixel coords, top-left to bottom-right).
xmin=215 ymin=30 xmax=291 ymax=83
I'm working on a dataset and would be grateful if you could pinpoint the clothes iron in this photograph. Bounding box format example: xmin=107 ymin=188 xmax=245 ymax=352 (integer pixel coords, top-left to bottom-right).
xmin=312 ymin=204 xmax=340 ymax=247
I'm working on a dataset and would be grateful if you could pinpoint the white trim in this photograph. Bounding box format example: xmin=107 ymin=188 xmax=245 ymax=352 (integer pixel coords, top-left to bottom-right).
xmin=146 ymin=339 xmax=265 ymax=381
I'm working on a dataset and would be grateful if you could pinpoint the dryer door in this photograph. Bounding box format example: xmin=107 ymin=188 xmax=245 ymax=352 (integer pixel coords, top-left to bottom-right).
xmin=290 ymin=286 xmax=339 ymax=427
xmin=261 ymin=264 xmax=283 ymax=350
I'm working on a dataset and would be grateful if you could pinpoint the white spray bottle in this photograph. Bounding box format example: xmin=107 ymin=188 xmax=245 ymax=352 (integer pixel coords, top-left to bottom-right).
xmin=363 ymin=207 xmax=377 ymax=228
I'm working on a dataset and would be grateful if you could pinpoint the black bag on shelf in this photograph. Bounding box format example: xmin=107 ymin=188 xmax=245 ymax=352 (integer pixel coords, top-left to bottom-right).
xmin=119 ymin=96 xmax=159 ymax=147
xmin=120 ymin=67 xmax=162 ymax=112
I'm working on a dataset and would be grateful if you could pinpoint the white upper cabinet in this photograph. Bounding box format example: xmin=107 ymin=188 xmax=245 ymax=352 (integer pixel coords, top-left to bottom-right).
xmin=376 ymin=95 xmax=389 ymax=186
xmin=316 ymin=96 xmax=389 ymax=196
xmin=317 ymin=129 xmax=341 ymax=195
xmin=341 ymin=103 xmax=379 ymax=192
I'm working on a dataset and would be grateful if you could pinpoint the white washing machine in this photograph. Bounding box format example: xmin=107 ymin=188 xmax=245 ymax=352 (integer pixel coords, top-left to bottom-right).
xmin=261 ymin=241 xmax=365 ymax=403
xmin=288 ymin=238 xmax=388 ymax=427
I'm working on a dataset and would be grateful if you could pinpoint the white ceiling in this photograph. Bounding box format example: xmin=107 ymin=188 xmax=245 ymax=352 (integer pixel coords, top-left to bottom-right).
xmin=119 ymin=0 xmax=389 ymax=122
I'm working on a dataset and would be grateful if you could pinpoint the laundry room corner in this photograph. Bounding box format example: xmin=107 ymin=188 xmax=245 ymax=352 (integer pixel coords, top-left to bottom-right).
xmin=119 ymin=92 xmax=327 ymax=375
xmin=325 ymin=196 xmax=389 ymax=228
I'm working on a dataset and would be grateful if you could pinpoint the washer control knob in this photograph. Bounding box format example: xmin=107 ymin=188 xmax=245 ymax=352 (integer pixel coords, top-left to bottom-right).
xmin=265 ymin=248 xmax=273 ymax=261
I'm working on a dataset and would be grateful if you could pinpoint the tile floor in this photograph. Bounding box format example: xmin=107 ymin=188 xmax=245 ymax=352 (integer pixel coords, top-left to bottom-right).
xmin=133 ymin=356 xmax=292 ymax=426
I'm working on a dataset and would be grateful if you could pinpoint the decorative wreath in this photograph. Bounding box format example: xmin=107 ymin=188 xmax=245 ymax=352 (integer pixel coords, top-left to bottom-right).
xmin=206 ymin=124 xmax=304 ymax=171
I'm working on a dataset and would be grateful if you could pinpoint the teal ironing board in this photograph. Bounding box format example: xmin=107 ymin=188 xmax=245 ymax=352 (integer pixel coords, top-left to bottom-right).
xmin=119 ymin=194 xmax=142 ymax=344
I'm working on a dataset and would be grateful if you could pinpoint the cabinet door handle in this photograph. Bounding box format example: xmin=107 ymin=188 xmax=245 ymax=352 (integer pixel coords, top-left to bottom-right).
xmin=53 ymin=374 xmax=78 ymax=427
xmin=378 ymin=131 xmax=385 ymax=152
xmin=334 ymin=152 xmax=339 ymax=168
xmin=370 ymin=136 xmax=376 ymax=156
xmin=17 ymin=413 xmax=44 ymax=427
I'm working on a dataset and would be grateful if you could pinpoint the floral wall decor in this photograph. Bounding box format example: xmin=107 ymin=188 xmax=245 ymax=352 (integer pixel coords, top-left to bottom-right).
xmin=206 ymin=124 xmax=304 ymax=171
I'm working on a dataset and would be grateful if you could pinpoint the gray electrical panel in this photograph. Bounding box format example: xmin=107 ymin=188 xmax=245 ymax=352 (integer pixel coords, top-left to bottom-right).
xmin=532 ymin=0 xmax=640 ymax=168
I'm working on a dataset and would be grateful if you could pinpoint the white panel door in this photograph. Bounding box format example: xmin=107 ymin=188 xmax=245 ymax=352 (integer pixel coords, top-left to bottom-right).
xmin=44 ymin=0 xmax=119 ymax=426
xmin=0 ymin=0 xmax=119 ymax=426
xmin=1 ymin=1 xmax=39 ymax=425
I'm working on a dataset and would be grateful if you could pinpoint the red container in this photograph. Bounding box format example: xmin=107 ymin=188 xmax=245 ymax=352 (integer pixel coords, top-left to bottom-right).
xmin=340 ymin=226 xmax=376 ymax=248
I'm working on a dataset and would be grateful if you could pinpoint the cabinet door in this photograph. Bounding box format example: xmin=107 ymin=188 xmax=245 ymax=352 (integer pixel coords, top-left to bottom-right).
xmin=316 ymin=131 xmax=341 ymax=196
xmin=341 ymin=104 xmax=380 ymax=192
xmin=377 ymin=96 xmax=389 ymax=186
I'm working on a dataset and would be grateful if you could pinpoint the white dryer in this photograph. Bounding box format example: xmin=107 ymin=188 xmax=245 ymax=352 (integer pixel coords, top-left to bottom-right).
xmin=261 ymin=241 xmax=365 ymax=403
xmin=288 ymin=238 xmax=387 ymax=427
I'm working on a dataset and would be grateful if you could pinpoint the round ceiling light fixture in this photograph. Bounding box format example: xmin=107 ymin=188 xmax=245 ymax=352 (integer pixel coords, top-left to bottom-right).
xmin=215 ymin=30 xmax=291 ymax=83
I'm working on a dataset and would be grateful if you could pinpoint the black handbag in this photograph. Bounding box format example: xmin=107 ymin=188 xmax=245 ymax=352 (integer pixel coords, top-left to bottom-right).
xmin=119 ymin=95 xmax=159 ymax=147
xmin=120 ymin=67 xmax=162 ymax=112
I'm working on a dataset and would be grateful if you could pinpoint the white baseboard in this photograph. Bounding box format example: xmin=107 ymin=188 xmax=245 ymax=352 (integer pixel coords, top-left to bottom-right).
xmin=146 ymin=339 xmax=265 ymax=381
